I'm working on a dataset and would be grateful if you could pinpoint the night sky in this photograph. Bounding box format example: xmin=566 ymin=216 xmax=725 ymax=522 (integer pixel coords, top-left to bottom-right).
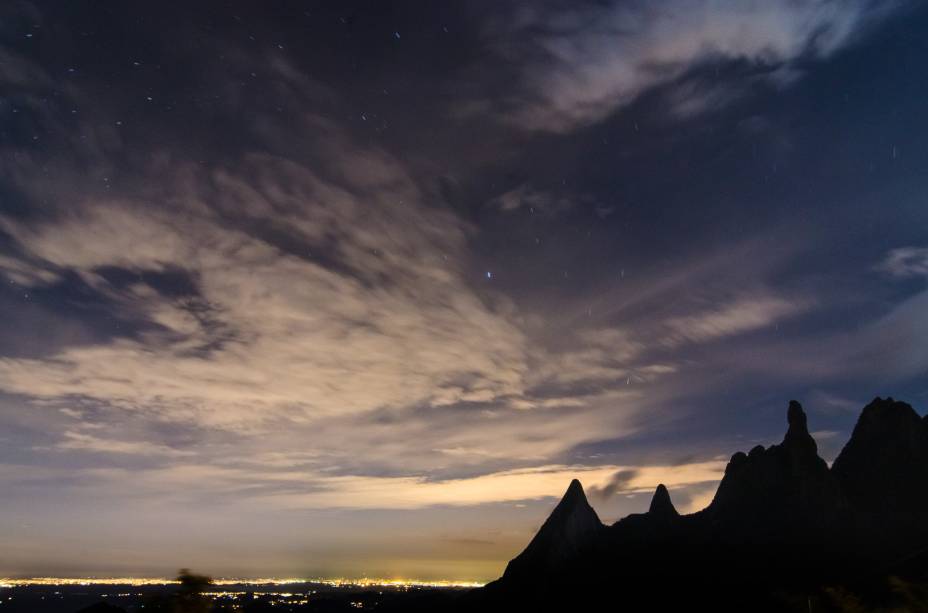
xmin=1 ymin=1 xmax=927 ymax=581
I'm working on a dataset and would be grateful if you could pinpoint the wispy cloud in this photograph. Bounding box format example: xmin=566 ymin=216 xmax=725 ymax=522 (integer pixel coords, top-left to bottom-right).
xmin=588 ymin=469 xmax=640 ymax=501
xmin=876 ymin=246 xmax=928 ymax=278
xmin=488 ymin=184 xmax=578 ymax=215
xmin=57 ymin=431 xmax=196 ymax=457
xmin=0 ymin=72 xmax=691 ymax=479
xmin=0 ymin=5 xmax=913 ymax=556
xmin=478 ymin=0 xmax=900 ymax=132
xmin=255 ymin=461 xmax=726 ymax=510
xmin=664 ymin=295 xmax=806 ymax=344
xmin=0 ymin=148 xmax=529 ymax=430
xmin=19 ymin=459 xmax=723 ymax=511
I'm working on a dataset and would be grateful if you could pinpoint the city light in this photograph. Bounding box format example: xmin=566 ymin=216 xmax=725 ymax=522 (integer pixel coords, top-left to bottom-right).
xmin=0 ymin=577 xmax=485 ymax=589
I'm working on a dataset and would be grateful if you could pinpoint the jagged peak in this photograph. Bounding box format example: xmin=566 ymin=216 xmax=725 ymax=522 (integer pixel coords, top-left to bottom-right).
xmin=543 ymin=479 xmax=600 ymax=530
xmin=834 ymin=397 xmax=922 ymax=459
xmin=648 ymin=484 xmax=679 ymax=518
xmin=831 ymin=397 xmax=928 ymax=514
xmin=707 ymin=399 xmax=835 ymax=517
xmin=562 ymin=478 xmax=587 ymax=504
xmin=833 ymin=397 xmax=924 ymax=468
xmin=857 ymin=396 xmax=919 ymax=425
xmin=787 ymin=400 xmax=808 ymax=434
xmin=529 ymin=479 xmax=601 ymax=539
xmin=501 ymin=479 xmax=603 ymax=580
xmin=783 ymin=400 xmax=818 ymax=455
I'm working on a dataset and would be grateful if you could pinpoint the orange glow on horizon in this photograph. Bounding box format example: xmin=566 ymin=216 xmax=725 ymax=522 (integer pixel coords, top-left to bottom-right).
xmin=0 ymin=576 xmax=485 ymax=589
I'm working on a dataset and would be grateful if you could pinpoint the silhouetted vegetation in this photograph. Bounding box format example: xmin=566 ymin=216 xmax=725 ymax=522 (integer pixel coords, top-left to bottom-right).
xmin=144 ymin=569 xmax=213 ymax=613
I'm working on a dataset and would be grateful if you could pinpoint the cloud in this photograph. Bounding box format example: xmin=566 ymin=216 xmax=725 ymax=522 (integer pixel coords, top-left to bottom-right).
xmin=479 ymin=0 xmax=899 ymax=132
xmin=0 ymin=12 xmax=859 ymax=534
xmin=0 ymin=254 xmax=59 ymax=286
xmin=1 ymin=1 xmax=924 ymax=580
xmin=664 ymin=295 xmax=805 ymax=344
xmin=527 ymin=327 xmax=648 ymax=388
xmin=844 ymin=288 xmax=928 ymax=378
xmin=0 ymin=117 xmax=689 ymax=494
xmin=806 ymin=390 xmax=861 ymax=414
xmin=0 ymin=148 xmax=530 ymax=430
xmin=678 ymin=483 xmax=719 ymax=514
xmin=56 ymin=431 xmax=196 ymax=457
xmin=588 ymin=469 xmax=640 ymax=500
xmin=703 ymin=285 xmax=928 ymax=384
xmin=489 ymin=184 xmax=577 ymax=215
xmin=256 ymin=461 xmax=725 ymax=510
xmin=662 ymin=74 xmax=747 ymax=119
xmin=0 ymin=97 xmax=691 ymax=475
xmin=54 ymin=460 xmax=721 ymax=511
xmin=876 ymin=246 xmax=928 ymax=278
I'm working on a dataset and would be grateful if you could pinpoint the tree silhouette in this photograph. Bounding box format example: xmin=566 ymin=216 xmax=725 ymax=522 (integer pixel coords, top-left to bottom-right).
xmin=143 ymin=568 xmax=214 ymax=613
xmin=173 ymin=569 xmax=213 ymax=613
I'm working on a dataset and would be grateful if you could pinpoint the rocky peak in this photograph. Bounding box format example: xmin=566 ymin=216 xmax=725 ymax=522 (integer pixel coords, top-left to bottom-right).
xmin=501 ymin=479 xmax=604 ymax=581
xmin=787 ymin=399 xmax=808 ymax=430
xmin=490 ymin=396 xmax=928 ymax=605
xmin=648 ymin=484 xmax=679 ymax=519
xmin=783 ymin=400 xmax=818 ymax=456
xmin=843 ymin=397 xmax=921 ymax=441
xmin=561 ymin=478 xmax=587 ymax=506
xmin=831 ymin=397 xmax=928 ymax=513
xmin=706 ymin=400 xmax=839 ymax=533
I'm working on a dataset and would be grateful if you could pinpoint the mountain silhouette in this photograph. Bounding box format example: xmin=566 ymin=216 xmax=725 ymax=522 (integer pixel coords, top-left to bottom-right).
xmin=704 ymin=400 xmax=845 ymax=547
xmin=501 ymin=479 xmax=604 ymax=583
xmin=647 ymin=483 xmax=677 ymax=518
xmin=830 ymin=397 xmax=928 ymax=562
xmin=475 ymin=397 xmax=928 ymax=612
xmin=832 ymin=397 xmax=928 ymax=514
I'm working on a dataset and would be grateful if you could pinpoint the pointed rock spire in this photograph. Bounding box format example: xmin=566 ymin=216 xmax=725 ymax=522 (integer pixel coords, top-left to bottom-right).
xmin=783 ymin=400 xmax=817 ymax=454
xmin=787 ymin=399 xmax=808 ymax=433
xmin=648 ymin=484 xmax=679 ymax=519
xmin=708 ymin=400 xmax=837 ymax=522
xmin=501 ymin=479 xmax=604 ymax=581
xmin=561 ymin=478 xmax=587 ymax=506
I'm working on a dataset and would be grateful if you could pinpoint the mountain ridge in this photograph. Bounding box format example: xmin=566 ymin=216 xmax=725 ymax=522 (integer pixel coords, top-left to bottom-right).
xmin=476 ymin=397 xmax=928 ymax=611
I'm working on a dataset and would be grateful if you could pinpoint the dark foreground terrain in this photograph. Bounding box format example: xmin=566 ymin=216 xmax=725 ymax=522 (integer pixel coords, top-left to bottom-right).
xmin=5 ymin=571 xmax=926 ymax=613
xmin=0 ymin=581 xmax=467 ymax=613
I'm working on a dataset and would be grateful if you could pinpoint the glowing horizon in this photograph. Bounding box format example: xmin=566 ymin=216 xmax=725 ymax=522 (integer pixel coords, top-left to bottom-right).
xmin=0 ymin=576 xmax=486 ymax=589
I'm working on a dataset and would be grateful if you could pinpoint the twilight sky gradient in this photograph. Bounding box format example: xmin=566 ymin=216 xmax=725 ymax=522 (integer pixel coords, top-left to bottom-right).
xmin=1 ymin=1 xmax=927 ymax=581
